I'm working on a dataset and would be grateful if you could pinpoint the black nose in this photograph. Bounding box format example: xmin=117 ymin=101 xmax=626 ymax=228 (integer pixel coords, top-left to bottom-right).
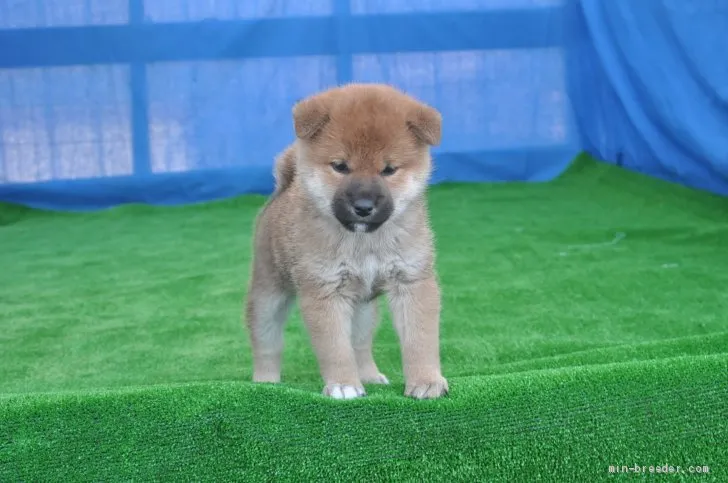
xmin=352 ymin=198 xmax=375 ymax=218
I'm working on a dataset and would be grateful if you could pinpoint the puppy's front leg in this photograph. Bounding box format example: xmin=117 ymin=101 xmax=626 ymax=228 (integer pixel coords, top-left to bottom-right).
xmin=351 ymin=300 xmax=389 ymax=385
xmin=299 ymin=288 xmax=365 ymax=400
xmin=388 ymin=276 xmax=448 ymax=399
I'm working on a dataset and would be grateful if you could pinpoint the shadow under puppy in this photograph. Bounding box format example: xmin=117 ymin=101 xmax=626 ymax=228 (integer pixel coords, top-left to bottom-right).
xmin=245 ymin=83 xmax=448 ymax=400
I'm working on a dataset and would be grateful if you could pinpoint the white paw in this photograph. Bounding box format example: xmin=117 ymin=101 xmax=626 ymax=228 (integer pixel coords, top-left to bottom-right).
xmin=362 ymin=373 xmax=390 ymax=385
xmin=405 ymin=376 xmax=449 ymax=400
xmin=323 ymin=383 xmax=366 ymax=400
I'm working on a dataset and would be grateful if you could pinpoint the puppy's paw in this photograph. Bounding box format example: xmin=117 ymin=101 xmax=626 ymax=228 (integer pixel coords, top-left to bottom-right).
xmin=323 ymin=383 xmax=366 ymax=400
xmin=405 ymin=376 xmax=449 ymax=400
xmin=252 ymin=373 xmax=281 ymax=383
xmin=361 ymin=372 xmax=390 ymax=385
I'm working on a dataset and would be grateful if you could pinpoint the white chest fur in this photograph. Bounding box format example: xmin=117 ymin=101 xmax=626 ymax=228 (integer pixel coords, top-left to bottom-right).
xmin=303 ymin=228 xmax=428 ymax=303
xmin=356 ymin=253 xmax=384 ymax=292
xmin=308 ymin=247 xmax=392 ymax=301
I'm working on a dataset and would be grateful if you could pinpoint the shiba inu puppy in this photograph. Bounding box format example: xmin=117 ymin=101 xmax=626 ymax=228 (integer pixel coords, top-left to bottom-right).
xmin=245 ymin=83 xmax=447 ymax=400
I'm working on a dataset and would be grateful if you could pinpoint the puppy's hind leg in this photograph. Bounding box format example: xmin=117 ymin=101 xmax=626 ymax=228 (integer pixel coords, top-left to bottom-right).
xmin=351 ymin=300 xmax=389 ymax=385
xmin=245 ymin=274 xmax=293 ymax=383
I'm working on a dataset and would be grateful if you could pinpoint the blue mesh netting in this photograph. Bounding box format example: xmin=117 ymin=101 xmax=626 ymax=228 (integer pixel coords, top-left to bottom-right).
xmin=0 ymin=0 xmax=725 ymax=210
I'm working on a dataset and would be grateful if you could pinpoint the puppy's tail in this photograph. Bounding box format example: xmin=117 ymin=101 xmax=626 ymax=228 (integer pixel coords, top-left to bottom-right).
xmin=273 ymin=146 xmax=297 ymax=195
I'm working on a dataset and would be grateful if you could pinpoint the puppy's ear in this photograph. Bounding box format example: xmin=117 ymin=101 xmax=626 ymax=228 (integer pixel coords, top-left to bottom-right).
xmin=407 ymin=103 xmax=442 ymax=146
xmin=292 ymin=96 xmax=330 ymax=140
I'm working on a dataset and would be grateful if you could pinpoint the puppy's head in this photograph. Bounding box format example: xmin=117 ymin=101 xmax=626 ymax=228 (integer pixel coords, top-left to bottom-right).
xmin=292 ymin=84 xmax=441 ymax=234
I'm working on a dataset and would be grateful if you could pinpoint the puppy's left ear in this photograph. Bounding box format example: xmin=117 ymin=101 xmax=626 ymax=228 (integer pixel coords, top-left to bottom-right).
xmin=408 ymin=103 xmax=442 ymax=146
xmin=292 ymin=95 xmax=330 ymax=140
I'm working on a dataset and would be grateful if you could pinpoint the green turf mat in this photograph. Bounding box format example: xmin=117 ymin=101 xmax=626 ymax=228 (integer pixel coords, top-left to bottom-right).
xmin=1 ymin=155 xmax=727 ymax=481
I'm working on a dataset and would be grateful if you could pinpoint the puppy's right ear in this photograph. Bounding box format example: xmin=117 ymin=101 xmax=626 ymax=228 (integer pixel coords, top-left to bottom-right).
xmin=292 ymin=96 xmax=330 ymax=140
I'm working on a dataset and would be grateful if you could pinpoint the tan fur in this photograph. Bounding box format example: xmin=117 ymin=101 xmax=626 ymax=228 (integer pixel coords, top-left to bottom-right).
xmin=245 ymin=83 xmax=448 ymax=399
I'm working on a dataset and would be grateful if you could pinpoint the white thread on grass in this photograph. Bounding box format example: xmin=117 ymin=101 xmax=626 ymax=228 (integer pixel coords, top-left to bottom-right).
xmin=566 ymin=232 xmax=626 ymax=251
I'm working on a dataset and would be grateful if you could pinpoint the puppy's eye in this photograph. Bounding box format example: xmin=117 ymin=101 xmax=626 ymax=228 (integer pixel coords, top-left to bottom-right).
xmin=380 ymin=165 xmax=399 ymax=177
xmin=331 ymin=161 xmax=350 ymax=174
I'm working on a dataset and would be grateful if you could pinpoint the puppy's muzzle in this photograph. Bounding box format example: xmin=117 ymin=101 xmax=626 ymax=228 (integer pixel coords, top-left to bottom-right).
xmin=333 ymin=179 xmax=394 ymax=233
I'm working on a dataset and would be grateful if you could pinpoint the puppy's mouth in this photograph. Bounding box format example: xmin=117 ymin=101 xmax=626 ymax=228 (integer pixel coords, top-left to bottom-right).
xmin=344 ymin=221 xmax=384 ymax=234
xmin=333 ymin=206 xmax=392 ymax=234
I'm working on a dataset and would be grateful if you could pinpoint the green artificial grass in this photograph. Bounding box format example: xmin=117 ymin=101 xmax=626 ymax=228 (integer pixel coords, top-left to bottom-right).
xmin=1 ymin=155 xmax=727 ymax=481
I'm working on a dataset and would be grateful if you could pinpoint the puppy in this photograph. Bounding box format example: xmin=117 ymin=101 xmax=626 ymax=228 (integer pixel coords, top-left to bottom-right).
xmin=245 ymin=83 xmax=448 ymax=400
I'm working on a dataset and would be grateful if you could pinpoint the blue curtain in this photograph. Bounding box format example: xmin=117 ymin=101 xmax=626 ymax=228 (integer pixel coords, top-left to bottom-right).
xmin=567 ymin=0 xmax=728 ymax=196
xmin=0 ymin=0 xmax=724 ymax=210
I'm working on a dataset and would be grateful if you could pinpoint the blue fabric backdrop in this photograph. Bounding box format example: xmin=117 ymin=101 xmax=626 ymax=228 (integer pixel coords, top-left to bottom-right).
xmin=567 ymin=0 xmax=728 ymax=197
xmin=0 ymin=0 xmax=725 ymax=211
